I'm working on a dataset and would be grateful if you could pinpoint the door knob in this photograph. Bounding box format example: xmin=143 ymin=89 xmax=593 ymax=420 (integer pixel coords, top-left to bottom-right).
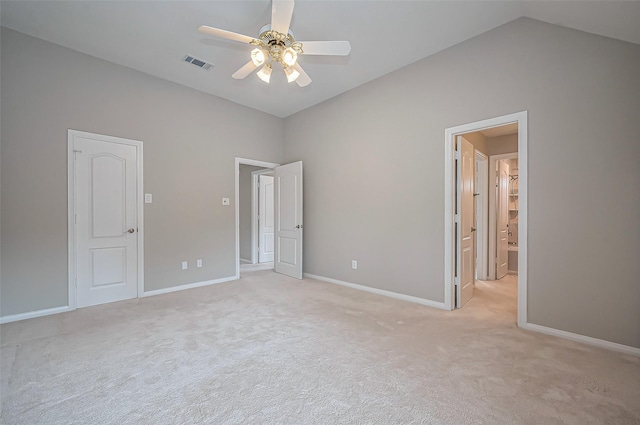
xmin=471 ymin=227 xmax=476 ymax=232
xmin=127 ymin=228 xmax=136 ymax=233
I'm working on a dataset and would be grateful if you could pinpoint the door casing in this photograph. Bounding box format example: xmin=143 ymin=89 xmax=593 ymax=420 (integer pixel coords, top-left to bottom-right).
xmin=444 ymin=111 xmax=528 ymax=328
xmin=68 ymin=129 xmax=144 ymax=311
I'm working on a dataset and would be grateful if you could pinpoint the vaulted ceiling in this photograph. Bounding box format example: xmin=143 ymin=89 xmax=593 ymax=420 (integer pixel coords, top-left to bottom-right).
xmin=2 ymin=1 xmax=639 ymax=117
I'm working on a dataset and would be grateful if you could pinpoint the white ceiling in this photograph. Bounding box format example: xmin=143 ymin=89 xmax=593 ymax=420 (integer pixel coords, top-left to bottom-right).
xmin=2 ymin=1 xmax=639 ymax=118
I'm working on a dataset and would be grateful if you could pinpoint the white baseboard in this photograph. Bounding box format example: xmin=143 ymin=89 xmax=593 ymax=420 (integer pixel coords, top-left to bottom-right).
xmin=240 ymin=258 xmax=252 ymax=264
xmin=0 ymin=305 xmax=73 ymax=324
xmin=141 ymin=275 xmax=237 ymax=298
xmin=524 ymin=323 xmax=640 ymax=356
xmin=304 ymin=273 xmax=448 ymax=311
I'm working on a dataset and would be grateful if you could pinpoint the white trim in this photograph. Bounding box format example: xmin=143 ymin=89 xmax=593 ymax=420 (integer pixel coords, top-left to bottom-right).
xmin=488 ymin=152 xmax=518 ymax=281
xmin=251 ymin=169 xmax=274 ymax=265
xmin=0 ymin=305 xmax=72 ymax=324
xmin=475 ymin=150 xmax=489 ymax=280
xmin=240 ymin=258 xmax=252 ymax=264
xmin=68 ymin=139 xmax=77 ymax=310
xmin=68 ymin=130 xmax=144 ymax=311
xmin=235 ymin=158 xmax=279 ymax=280
xmin=524 ymin=323 xmax=640 ymax=356
xmin=141 ymin=276 xmax=236 ymax=298
xmin=305 ymin=273 xmax=448 ymax=311
xmin=444 ymin=111 xmax=528 ymax=329
xmin=516 ymin=116 xmax=528 ymax=328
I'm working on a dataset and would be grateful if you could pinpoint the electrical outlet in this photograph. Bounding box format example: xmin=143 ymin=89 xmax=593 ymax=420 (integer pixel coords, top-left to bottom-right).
xmin=352 ymin=260 xmax=358 ymax=270
xmin=181 ymin=261 xmax=188 ymax=270
xmin=197 ymin=259 xmax=203 ymax=268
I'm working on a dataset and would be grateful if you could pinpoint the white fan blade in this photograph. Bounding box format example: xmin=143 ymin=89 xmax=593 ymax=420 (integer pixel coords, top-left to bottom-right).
xmin=271 ymin=0 xmax=295 ymax=35
xmin=300 ymin=41 xmax=351 ymax=56
xmin=293 ymin=63 xmax=311 ymax=87
xmin=232 ymin=61 xmax=259 ymax=79
xmin=198 ymin=25 xmax=255 ymax=44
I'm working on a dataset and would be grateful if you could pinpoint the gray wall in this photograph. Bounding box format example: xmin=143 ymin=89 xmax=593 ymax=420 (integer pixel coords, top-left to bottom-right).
xmin=239 ymin=165 xmax=267 ymax=262
xmin=488 ymin=133 xmax=518 ymax=156
xmin=3 ymin=18 xmax=640 ymax=350
xmin=0 ymin=28 xmax=284 ymax=315
xmin=284 ymin=18 xmax=640 ymax=348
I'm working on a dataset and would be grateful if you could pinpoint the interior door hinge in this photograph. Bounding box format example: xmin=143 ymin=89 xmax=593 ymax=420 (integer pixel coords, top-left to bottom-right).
xmin=454 ymin=214 xmax=459 ymax=223
xmin=455 ymin=150 xmax=461 ymax=160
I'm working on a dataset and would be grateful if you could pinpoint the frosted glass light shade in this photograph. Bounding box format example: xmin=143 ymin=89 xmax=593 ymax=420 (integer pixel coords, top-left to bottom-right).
xmin=257 ymin=64 xmax=272 ymax=83
xmin=284 ymin=66 xmax=300 ymax=83
xmin=282 ymin=48 xmax=298 ymax=67
xmin=251 ymin=48 xmax=265 ymax=66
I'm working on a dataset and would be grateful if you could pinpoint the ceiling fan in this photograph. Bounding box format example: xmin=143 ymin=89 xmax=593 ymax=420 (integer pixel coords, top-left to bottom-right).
xmin=198 ymin=0 xmax=351 ymax=87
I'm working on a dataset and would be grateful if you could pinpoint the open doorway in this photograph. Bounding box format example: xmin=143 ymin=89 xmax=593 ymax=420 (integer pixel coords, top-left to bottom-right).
xmin=444 ymin=112 xmax=528 ymax=327
xmin=235 ymin=158 xmax=305 ymax=280
xmin=236 ymin=159 xmax=279 ymax=277
xmin=489 ymin=152 xmax=519 ymax=280
xmin=239 ymin=165 xmax=274 ymax=267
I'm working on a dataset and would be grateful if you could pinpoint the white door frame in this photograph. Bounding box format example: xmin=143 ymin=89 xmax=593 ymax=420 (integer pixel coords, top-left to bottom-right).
xmin=444 ymin=111 xmax=527 ymax=327
xmin=251 ymin=168 xmax=274 ymax=264
xmin=475 ymin=150 xmax=489 ymax=280
xmin=67 ymin=130 xmax=144 ymax=311
xmin=235 ymin=158 xmax=279 ymax=277
xmin=489 ymin=152 xmax=518 ymax=280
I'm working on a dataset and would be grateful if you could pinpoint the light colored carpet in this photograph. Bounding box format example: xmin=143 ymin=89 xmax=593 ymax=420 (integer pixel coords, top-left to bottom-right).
xmin=1 ymin=272 xmax=639 ymax=424
xmin=240 ymin=262 xmax=275 ymax=273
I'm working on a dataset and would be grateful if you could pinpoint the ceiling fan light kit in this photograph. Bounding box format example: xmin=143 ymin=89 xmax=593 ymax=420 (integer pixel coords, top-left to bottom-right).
xmin=198 ymin=0 xmax=351 ymax=87
xmin=250 ymin=48 xmax=266 ymax=67
xmin=257 ymin=63 xmax=273 ymax=83
xmin=284 ymin=66 xmax=300 ymax=83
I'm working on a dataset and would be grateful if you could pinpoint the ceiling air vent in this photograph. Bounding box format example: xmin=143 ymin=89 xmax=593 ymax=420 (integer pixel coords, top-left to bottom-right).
xmin=183 ymin=55 xmax=213 ymax=71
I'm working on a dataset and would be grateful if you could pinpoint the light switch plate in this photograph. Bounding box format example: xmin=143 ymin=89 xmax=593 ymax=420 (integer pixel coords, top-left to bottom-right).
xmin=145 ymin=193 xmax=152 ymax=203
xmin=181 ymin=261 xmax=188 ymax=270
xmin=197 ymin=259 xmax=203 ymax=268
xmin=222 ymin=198 xmax=230 ymax=206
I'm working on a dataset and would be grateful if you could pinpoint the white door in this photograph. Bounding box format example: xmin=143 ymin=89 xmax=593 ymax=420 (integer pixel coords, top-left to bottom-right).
xmin=274 ymin=161 xmax=303 ymax=279
xmin=496 ymin=160 xmax=510 ymax=279
xmin=456 ymin=136 xmax=475 ymax=308
xmin=74 ymin=135 xmax=138 ymax=307
xmin=258 ymin=174 xmax=275 ymax=263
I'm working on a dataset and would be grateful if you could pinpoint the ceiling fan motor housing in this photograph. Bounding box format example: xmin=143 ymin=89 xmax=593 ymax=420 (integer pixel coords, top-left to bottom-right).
xmin=252 ymin=24 xmax=303 ymax=65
